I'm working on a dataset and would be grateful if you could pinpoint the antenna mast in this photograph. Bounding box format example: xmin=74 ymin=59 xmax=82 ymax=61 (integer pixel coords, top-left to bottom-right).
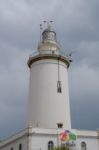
xmin=40 ymin=24 xmax=43 ymax=42
xmin=43 ymin=20 xmax=53 ymax=29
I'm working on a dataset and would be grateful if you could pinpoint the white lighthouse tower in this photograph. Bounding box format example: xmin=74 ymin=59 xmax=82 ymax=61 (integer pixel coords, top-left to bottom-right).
xmin=27 ymin=22 xmax=71 ymax=130
xmin=0 ymin=23 xmax=99 ymax=150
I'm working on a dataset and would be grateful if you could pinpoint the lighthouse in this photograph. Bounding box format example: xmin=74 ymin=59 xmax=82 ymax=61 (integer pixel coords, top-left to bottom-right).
xmin=1 ymin=22 xmax=98 ymax=150
xmin=27 ymin=22 xmax=71 ymax=130
xmin=0 ymin=22 xmax=99 ymax=150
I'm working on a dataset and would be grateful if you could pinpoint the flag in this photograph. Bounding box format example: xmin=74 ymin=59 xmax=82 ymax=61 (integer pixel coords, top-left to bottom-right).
xmin=59 ymin=130 xmax=76 ymax=142
xmin=69 ymin=132 xmax=76 ymax=140
xmin=59 ymin=131 xmax=69 ymax=141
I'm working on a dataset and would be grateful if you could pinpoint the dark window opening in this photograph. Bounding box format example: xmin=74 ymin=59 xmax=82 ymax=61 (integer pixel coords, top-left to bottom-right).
xmin=48 ymin=141 xmax=54 ymax=150
xmin=81 ymin=142 xmax=86 ymax=150
xmin=19 ymin=144 xmax=22 ymax=150
xmin=57 ymin=123 xmax=63 ymax=128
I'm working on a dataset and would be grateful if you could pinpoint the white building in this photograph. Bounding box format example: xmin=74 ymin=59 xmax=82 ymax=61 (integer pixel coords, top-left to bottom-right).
xmin=0 ymin=23 xmax=99 ymax=150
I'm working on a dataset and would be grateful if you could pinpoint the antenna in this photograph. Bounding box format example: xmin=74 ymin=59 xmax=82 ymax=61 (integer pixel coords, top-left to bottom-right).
xmin=68 ymin=50 xmax=76 ymax=56
xmin=67 ymin=49 xmax=77 ymax=62
xmin=39 ymin=20 xmax=54 ymax=42
xmin=40 ymin=24 xmax=43 ymax=41
xmin=43 ymin=20 xmax=53 ymax=29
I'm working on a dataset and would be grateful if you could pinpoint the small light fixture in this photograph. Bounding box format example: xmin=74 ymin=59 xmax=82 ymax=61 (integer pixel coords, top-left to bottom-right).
xmin=57 ymin=81 xmax=62 ymax=93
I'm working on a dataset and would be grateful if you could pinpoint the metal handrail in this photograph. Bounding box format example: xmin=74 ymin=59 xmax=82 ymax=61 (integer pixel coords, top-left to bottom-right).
xmin=29 ymin=50 xmax=69 ymax=59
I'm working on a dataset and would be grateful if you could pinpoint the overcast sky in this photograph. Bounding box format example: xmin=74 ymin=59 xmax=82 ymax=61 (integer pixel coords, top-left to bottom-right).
xmin=0 ymin=0 xmax=99 ymax=139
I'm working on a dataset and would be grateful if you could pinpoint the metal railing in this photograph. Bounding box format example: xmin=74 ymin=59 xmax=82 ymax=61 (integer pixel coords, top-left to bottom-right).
xmin=29 ymin=50 xmax=69 ymax=59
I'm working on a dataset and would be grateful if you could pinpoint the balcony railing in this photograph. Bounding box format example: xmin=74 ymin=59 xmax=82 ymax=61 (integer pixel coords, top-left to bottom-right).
xmin=29 ymin=50 xmax=70 ymax=60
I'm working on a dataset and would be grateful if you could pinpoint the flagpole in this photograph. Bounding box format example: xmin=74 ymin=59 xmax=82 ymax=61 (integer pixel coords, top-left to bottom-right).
xmin=57 ymin=127 xmax=59 ymax=147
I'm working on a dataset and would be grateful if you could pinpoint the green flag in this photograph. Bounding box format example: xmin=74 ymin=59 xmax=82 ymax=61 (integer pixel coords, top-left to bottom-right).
xmin=69 ymin=133 xmax=76 ymax=140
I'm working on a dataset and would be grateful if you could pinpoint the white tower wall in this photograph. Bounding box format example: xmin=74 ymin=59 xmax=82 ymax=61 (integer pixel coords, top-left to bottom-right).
xmin=28 ymin=58 xmax=71 ymax=129
xmin=28 ymin=23 xmax=71 ymax=130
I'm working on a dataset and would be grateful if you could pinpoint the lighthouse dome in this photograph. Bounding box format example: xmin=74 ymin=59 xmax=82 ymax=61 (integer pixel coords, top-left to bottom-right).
xmin=37 ymin=24 xmax=60 ymax=53
xmin=42 ymin=25 xmax=56 ymax=42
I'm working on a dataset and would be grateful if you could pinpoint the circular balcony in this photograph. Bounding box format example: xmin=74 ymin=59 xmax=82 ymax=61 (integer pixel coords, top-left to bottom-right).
xmin=28 ymin=50 xmax=70 ymax=68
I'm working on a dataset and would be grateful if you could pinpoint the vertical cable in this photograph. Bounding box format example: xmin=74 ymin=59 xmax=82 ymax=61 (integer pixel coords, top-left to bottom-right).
xmin=58 ymin=57 xmax=60 ymax=81
xmin=57 ymin=57 xmax=62 ymax=93
xmin=40 ymin=24 xmax=42 ymax=42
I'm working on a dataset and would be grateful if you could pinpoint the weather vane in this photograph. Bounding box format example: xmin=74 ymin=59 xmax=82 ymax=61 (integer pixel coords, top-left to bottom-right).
xmin=43 ymin=20 xmax=53 ymax=25
xmin=39 ymin=20 xmax=53 ymax=41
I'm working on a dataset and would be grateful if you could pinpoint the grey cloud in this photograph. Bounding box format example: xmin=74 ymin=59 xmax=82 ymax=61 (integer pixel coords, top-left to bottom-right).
xmin=72 ymin=41 xmax=99 ymax=69
xmin=0 ymin=43 xmax=29 ymax=139
xmin=69 ymin=64 xmax=99 ymax=129
xmin=54 ymin=0 xmax=99 ymax=51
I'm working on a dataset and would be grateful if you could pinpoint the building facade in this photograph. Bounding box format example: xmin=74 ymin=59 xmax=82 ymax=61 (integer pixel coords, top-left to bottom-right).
xmin=0 ymin=23 xmax=99 ymax=150
xmin=0 ymin=127 xmax=99 ymax=150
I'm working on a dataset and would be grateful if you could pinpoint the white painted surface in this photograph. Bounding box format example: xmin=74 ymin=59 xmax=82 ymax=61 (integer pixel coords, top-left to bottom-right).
xmin=76 ymin=137 xmax=99 ymax=150
xmin=0 ymin=136 xmax=28 ymax=150
xmin=28 ymin=59 xmax=71 ymax=129
xmin=30 ymin=128 xmax=99 ymax=150
xmin=31 ymin=134 xmax=57 ymax=150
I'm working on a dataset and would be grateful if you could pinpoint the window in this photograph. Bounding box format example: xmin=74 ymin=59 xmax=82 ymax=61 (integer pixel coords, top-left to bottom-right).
xmin=57 ymin=81 xmax=62 ymax=93
xmin=81 ymin=142 xmax=86 ymax=150
xmin=19 ymin=144 xmax=22 ymax=150
xmin=57 ymin=123 xmax=63 ymax=128
xmin=48 ymin=141 xmax=54 ymax=150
